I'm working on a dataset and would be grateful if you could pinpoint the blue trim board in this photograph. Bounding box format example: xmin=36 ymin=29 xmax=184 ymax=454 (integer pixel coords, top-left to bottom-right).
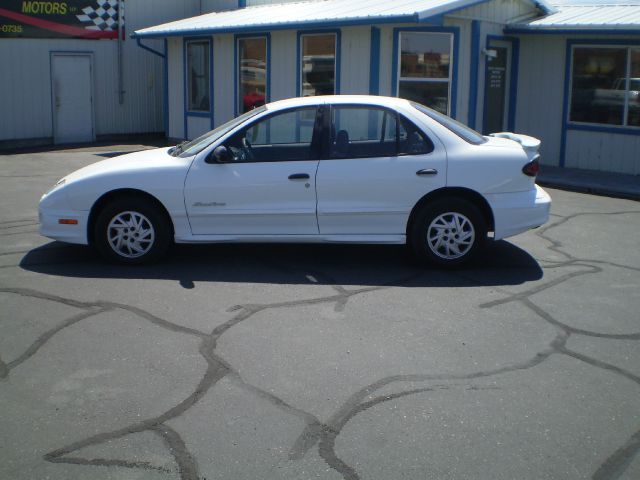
xmin=391 ymin=26 xmax=460 ymax=119
xmin=238 ymin=0 xmax=246 ymax=7
xmin=210 ymin=36 xmax=215 ymax=129
xmin=234 ymin=33 xmax=271 ymax=117
xmin=49 ymin=53 xmax=55 ymax=140
xmin=560 ymin=39 xmax=640 ymax=167
xmin=369 ymin=26 xmax=381 ymax=96
xmin=297 ymin=29 xmax=341 ymax=97
xmin=183 ymin=37 xmax=213 ymax=139
xmin=163 ymin=39 xmax=168 ymax=137
xmin=485 ymin=35 xmax=520 ymax=132
xmin=468 ymin=20 xmax=480 ymax=129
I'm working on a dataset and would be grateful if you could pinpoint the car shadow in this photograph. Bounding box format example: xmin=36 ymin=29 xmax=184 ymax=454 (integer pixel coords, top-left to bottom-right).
xmin=19 ymin=240 xmax=543 ymax=289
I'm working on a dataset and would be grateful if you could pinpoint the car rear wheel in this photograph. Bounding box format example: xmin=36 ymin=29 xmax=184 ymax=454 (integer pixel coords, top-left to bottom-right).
xmin=410 ymin=198 xmax=487 ymax=267
xmin=94 ymin=197 xmax=172 ymax=264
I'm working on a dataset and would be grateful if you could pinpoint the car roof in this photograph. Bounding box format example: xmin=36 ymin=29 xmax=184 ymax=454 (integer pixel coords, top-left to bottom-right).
xmin=265 ymin=95 xmax=413 ymax=111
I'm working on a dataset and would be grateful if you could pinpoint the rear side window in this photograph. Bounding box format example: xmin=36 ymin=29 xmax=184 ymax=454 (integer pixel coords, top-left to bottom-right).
xmin=399 ymin=115 xmax=434 ymax=155
xmin=411 ymin=101 xmax=486 ymax=145
xmin=330 ymin=106 xmax=434 ymax=159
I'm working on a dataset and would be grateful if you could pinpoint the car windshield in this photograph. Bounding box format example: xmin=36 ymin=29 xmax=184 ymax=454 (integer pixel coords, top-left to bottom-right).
xmin=411 ymin=102 xmax=486 ymax=145
xmin=172 ymin=106 xmax=266 ymax=157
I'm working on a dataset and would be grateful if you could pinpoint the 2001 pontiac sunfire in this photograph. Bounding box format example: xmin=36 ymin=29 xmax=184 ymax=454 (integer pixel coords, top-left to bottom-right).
xmin=39 ymin=95 xmax=550 ymax=267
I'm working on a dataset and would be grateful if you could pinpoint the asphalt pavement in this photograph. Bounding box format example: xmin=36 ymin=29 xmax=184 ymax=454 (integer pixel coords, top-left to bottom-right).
xmin=1 ymin=145 xmax=639 ymax=480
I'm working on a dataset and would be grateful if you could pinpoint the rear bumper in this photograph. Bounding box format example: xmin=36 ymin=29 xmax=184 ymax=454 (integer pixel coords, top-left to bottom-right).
xmin=486 ymin=185 xmax=551 ymax=241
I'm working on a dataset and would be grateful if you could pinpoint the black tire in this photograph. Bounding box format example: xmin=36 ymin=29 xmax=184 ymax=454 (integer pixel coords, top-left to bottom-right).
xmin=410 ymin=198 xmax=487 ymax=268
xmin=93 ymin=197 xmax=172 ymax=265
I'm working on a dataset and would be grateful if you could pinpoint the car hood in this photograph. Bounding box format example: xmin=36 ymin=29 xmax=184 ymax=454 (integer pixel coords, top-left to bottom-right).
xmin=63 ymin=147 xmax=191 ymax=184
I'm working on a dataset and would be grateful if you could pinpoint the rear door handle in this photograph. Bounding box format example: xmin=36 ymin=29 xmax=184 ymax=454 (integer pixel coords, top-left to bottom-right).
xmin=416 ymin=168 xmax=438 ymax=176
xmin=288 ymin=173 xmax=310 ymax=180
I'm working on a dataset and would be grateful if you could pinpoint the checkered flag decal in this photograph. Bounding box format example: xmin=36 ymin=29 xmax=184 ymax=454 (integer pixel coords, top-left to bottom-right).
xmin=76 ymin=0 xmax=121 ymax=31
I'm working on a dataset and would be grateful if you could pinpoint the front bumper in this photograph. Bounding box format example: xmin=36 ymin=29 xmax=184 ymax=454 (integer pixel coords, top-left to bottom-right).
xmin=39 ymin=192 xmax=90 ymax=245
xmin=486 ymin=185 xmax=551 ymax=241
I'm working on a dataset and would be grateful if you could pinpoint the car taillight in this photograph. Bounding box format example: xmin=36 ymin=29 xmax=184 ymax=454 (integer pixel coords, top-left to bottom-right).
xmin=522 ymin=158 xmax=540 ymax=177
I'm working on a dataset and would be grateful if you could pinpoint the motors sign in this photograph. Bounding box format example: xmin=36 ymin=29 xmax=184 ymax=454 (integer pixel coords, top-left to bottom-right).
xmin=0 ymin=0 xmax=122 ymax=39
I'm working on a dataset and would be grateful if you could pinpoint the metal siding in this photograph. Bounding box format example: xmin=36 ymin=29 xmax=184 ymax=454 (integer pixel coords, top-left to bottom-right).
xmin=168 ymin=37 xmax=184 ymax=139
xmin=270 ymin=31 xmax=297 ymax=101
xmin=340 ymin=27 xmax=371 ymax=94
xmin=565 ymin=130 xmax=640 ymax=175
xmin=0 ymin=39 xmax=52 ymax=141
xmin=213 ymin=34 xmax=235 ymax=127
xmin=514 ymin=35 xmax=566 ymax=166
xmin=0 ymin=0 xmax=200 ymax=143
xmin=445 ymin=17 xmax=471 ymax=124
xmin=201 ymin=0 xmax=239 ymax=12
xmin=455 ymin=0 xmax=537 ymax=23
xmin=187 ymin=116 xmax=212 ymax=139
xmin=377 ymin=25 xmax=396 ymax=97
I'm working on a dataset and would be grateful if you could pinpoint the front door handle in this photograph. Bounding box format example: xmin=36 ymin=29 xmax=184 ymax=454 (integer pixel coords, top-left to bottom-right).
xmin=416 ymin=168 xmax=438 ymax=176
xmin=288 ymin=173 xmax=310 ymax=180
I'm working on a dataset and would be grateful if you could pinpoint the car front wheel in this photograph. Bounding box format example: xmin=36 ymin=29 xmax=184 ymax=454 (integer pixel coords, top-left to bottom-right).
xmin=410 ymin=198 xmax=487 ymax=267
xmin=94 ymin=197 xmax=172 ymax=264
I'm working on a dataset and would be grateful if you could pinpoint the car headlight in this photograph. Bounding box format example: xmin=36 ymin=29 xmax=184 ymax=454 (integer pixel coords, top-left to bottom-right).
xmin=45 ymin=178 xmax=66 ymax=195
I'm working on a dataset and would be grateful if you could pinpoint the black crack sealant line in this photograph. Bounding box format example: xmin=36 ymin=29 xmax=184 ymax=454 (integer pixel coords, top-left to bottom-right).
xmin=0 ymin=210 xmax=639 ymax=479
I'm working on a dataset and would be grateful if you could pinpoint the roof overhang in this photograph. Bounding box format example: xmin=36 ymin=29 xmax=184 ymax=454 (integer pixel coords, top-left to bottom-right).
xmin=506 ymin=4 xmax=640 ymax=35
xmin=133 ymin=0 xmax=555 ymax=39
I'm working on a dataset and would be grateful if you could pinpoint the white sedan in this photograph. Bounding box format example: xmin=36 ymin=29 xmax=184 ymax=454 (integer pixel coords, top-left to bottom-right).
xmin=39 ymin=95 xmax=550 ymax=267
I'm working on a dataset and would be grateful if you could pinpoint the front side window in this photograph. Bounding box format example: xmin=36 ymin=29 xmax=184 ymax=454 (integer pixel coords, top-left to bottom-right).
xmin=300 ymin=33 xmax=336 ymax=97
xmin=570 ymin=46 xmax=640 ymax=128
xmin=224 ymin=107 xmax=320 ymax=162
xmin=238 ymin=37 xmax=268 ymax=114
xmin=330 ymin=106 xmax=433 ymax=159
xmin=397 ymin=32 xmax=453 ymax=115
xmin=187 ymin=40 xmax=210 ymax=113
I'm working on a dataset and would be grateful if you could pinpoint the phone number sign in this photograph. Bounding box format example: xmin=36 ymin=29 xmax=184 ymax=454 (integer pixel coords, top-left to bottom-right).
xmin=0 ymin=0 xmax=122 ymax=39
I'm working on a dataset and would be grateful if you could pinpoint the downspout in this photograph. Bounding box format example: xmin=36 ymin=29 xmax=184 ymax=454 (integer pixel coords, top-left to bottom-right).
xmin=117 ymin=0 xmax=125 ymax=104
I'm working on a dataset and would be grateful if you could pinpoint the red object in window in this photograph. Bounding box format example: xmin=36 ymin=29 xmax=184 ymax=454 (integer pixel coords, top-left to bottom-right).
xmin=243 ymin=92 xmax=265 ymax=112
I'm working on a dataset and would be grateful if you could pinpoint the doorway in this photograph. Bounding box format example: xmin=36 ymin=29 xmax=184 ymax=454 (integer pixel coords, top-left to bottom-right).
xmin=482 ymin=39 xmax=516 ymax=135
xmin=51 ymin=53 xmax=95 ymax=144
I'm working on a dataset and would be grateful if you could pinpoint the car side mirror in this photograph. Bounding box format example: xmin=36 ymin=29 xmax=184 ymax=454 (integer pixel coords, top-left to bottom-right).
xmin=207 ymin=145 xmax=231 ymax=164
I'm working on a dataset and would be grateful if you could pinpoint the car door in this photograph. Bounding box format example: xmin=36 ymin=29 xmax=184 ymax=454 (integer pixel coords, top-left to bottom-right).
xmin=316 ymin=105 xmax=447 ymax=235
xmin=184 ymin=106 xmax=322 ymax=235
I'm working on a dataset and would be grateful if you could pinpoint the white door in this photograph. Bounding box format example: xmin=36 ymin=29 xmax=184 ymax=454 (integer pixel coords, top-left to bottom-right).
xmin=185 ymin=106 xmax=321 ymax=235
xmin=51 ymin=54 xmax=94 ymax=144
xmin=316 ymin=106 xmax=447 ymax=234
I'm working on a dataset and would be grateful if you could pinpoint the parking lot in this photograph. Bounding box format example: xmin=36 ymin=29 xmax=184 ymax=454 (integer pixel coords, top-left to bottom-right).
xmin=1 ymin=144 xmax=639 ymax=480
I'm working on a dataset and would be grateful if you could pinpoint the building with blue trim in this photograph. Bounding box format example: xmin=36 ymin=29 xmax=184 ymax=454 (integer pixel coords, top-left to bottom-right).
xmin=133 ymin=0 xmax=640 ymax=175
xmin=2 ymin=0 xmax=637 ymax=176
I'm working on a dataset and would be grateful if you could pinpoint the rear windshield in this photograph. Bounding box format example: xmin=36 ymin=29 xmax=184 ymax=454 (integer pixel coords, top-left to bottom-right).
xmin=411 ymin=102 xmax=486 ymax=145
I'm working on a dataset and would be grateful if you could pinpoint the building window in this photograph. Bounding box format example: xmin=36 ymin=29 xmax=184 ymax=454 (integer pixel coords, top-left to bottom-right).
xmin=238 ymin=36 xmax=268 ymax=114
xmin=186 ymin=40 xmax=210 ymax=113
xmin=397 ymin=32 xmax=453 ymax=115
xmin=300 ymin=33 xmax=337 ymax=97
xmin=570 ymin=46 xmax=640 ymax=128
